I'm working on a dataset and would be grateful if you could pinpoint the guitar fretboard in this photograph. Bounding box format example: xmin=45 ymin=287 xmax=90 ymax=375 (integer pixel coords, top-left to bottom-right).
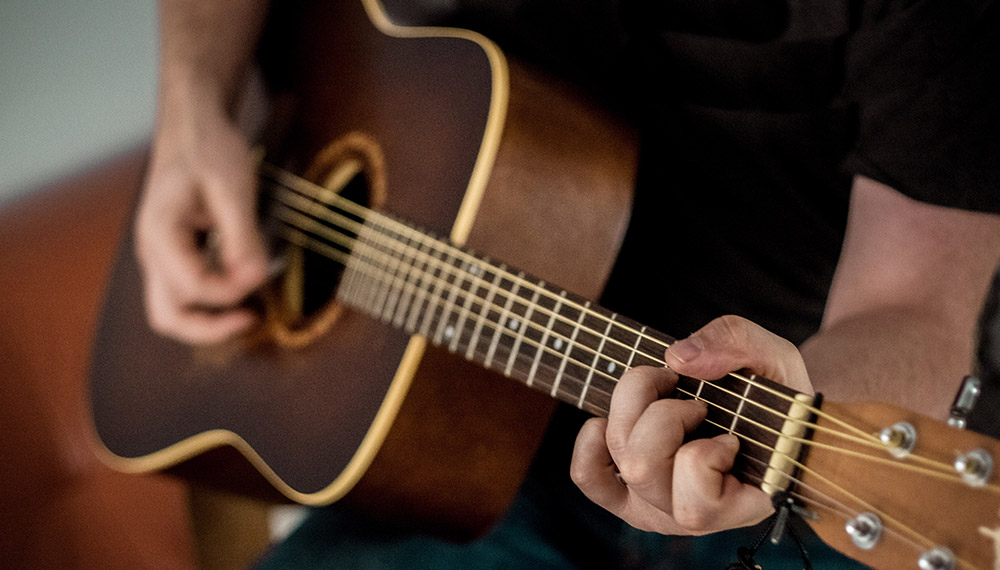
xmin=267 ymin=174 xmax=807 ymax=486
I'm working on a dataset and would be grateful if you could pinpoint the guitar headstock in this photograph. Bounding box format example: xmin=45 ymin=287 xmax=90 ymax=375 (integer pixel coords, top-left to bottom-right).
xmin=797 ymin=400 xmax=1000 ymax=570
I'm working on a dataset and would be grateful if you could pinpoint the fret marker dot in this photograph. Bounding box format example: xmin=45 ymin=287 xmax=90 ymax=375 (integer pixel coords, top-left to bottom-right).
xmin=508 ymin=319 xmax=519 ymax=331
xmin=553 ymin=338 xmax=564 ymax=350
xmin=607 ymin=362 xmax=616 ymax=374
xmin=444 ymin=326 xmax=455 ymax=339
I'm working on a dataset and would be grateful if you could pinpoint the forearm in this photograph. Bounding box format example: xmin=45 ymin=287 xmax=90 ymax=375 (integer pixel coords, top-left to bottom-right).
xmin=799 ymin=176 xmax=1000 ymax=420
xmin=800 ymin=306 xmax=980 ymax=419
xmin=157 ymin=0 xmax=271 ymax=118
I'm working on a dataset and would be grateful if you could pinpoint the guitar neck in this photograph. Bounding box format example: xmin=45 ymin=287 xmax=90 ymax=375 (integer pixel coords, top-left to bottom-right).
xmin=265 ymin=168 xmax=809 ymax=487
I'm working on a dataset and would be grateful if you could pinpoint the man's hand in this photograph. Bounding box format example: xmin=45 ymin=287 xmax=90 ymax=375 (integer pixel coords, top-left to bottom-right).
xmin=135 ymin=104 xmax=269 ymax=345
xmin=570 ymin=315 xmax=813 ymax=535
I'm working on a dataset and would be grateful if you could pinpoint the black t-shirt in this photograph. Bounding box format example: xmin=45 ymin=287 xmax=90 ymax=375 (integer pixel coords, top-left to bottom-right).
xmin=399 ymin=0 xmax=1000 ymax=344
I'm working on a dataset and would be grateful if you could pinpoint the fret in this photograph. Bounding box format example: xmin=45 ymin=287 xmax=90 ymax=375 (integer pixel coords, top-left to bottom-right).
xmin=483 ymin=271 xmax=523 ymax=369
xmin=432 ymin=251 xmax=467 ymax=346
xmin=357 ymin=226 xmax=389 ymax=314
xmin=379 ymin=230 xmax=417 ymax=323
xmin=578 ymin=313 xmax=617 ymax=409
xmin=625 ymin=325 xmax=647 ymax=370
xmin=527 ymin=290 xmax=565 ymax=390
xmin=464 ymin=264 xmax=506 ymax=362
xmin=448 ymin=259 xmax=486 ymax=353
xmin=504 ymin=280 xmax=543 ymax=378
xmin=730 ymin=381 xmax=754 ymax=434
xmin=393 ymin=239 xmax=431 ymax=331
xmin=362 ymin=222 xmax=402 ymax=316
xmin=551 ymin=300 xmax=590 ymax=400
xmin=336 ymin=222 xmax=370 ymax=308
xmin=400 ymin=240 xmax=433 ymax=333
xmin=414 ymin=244 xmax=450 ymax=337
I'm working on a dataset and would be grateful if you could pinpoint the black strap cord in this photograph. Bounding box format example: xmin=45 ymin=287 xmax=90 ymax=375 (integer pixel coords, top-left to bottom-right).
xmin=724 ymin=492 xmax=814 ymax=570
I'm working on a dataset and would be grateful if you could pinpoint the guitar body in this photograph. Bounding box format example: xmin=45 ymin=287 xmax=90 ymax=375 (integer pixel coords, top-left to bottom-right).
xmin=89 ymin=0 xmax=635 ymax=538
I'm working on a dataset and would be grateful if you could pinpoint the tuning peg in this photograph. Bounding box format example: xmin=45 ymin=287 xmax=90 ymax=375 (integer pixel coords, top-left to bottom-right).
xmin=954 ymin=448 xmax=993 ymax=487
xmin=879 ymin=422 xmax=917 ymax=458
xmin=917 ymin=546 xmax=955 ymax=570
xmin=845 ymin=512 xmax=882 ymax=550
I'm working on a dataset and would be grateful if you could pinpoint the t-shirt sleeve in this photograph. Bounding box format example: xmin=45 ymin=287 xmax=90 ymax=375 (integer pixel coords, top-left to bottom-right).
xmin=843 ymin=0 xmax=1000 ymax=212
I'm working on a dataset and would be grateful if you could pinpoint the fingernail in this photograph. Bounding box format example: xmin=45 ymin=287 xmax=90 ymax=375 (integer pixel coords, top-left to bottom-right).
xmin=669 ymin=335 xmax=704 ymax=363
xmin=715 ymin=433 xmax=740 ymax=451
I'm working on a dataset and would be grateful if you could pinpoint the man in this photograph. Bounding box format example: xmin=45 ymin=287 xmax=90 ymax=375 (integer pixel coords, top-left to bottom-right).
xmin=136 ymin=0 xmax=1000 ymax=566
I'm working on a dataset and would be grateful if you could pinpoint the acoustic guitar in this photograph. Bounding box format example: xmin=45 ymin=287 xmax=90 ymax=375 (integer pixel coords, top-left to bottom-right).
xmin=88 ymin=1 xmax=1000 ymax=569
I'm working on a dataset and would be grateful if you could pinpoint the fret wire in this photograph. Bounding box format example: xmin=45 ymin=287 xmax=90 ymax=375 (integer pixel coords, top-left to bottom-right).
xmin=362 ymin=222 xmax=396 ymax=316
xmin=391 ymin=237 xmax=425 ymax=330
xmin=529 ymin=290 xmax=565 ymax=389
xmin=730 ymin=382 xmax=754 ymax=434
xmin=552 ymin=301 xmax=591 ymax=399
xmin=484 ymin=271 xmax=523 ymax=369
xmin=505 ymin=279 xmax=542 ymax=377
xmin=579 ymin=313 xmax=617 ymax=409
xmin=356 ymin=225 xmax=385 ymax=314
xmin=405 ymin=240 xmax=437 ymax=333
xmin=464 ymin=264 xmax=506 ymax=363
xmin=416 ymin=244 xmax=448 ymax=337
xmin=432 ymin=251 xmax=464 ymax=345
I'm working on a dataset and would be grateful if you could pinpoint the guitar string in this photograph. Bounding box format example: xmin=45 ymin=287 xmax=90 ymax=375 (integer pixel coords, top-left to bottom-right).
xmin=277 ymin=219 xmax=990 ymax=495
xmin=268 ymin=184 xmax=968 ymax=479
xmin=266 ymin=175 xmax=974 ymax=480
xmin=263 ymin=165 xmax=882 ymax=447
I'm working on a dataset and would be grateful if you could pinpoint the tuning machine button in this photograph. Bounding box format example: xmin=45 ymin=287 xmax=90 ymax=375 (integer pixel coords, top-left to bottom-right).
xmin=955 ymin=449 xmax=993 ymax=487
xmin=845 ymin=513 xmax=882 ymax=550
xmin=917 ymin=546 xmax=955 ymax=570
xmin=879 ymin=422 xmax=917 ymax=458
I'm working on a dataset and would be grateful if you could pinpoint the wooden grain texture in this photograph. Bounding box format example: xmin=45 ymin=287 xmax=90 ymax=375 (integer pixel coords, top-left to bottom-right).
xmin=801 ymin=400 xmax=1000 ymax=570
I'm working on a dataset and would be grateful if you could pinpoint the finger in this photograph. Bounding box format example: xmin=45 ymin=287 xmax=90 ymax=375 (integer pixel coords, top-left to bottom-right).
xmin=572 ymin=416 xmax=712 ymax=537
xmin=664 ymin=315 xmax=812 ymax=394
xmin=202 ymin=150 xmax=270 ymax=289
xmin=613 ymin=398 xmax=707 ymax=513
xmin=570 ymin=418 xmax=629 ymax=512
xmin=143 ymin=264 xmax=260 ymax=344
xmin=671 ymin=434 xmax=773 ymax=532
xmin=605 ymin=366 xmax=678 ymax=456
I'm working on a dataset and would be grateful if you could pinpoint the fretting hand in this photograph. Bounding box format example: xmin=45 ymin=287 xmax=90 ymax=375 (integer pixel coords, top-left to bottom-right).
xmin=570 ymin=315 xmax=814 ymax=535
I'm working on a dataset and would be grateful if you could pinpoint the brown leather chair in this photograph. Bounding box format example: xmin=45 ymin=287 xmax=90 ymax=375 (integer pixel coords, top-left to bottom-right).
xmin=0 ymin=150 xmax=198 ymax=570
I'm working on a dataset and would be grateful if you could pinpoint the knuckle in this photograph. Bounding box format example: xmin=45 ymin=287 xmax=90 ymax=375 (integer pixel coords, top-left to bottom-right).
xmin=617 ymin=456 xmax=658 ymax=488
xmin=712 ymin=314 xmax=749 ymax=347
xmin=672 ymin=503 xmax=717 ymax=532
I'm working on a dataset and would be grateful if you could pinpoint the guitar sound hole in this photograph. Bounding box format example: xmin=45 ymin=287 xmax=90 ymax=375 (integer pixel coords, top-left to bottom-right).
xmin=265 ymin=131 xmax=387 ymax=348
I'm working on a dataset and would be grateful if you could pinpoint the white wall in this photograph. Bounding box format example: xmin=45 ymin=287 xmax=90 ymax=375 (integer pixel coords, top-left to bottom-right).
xmin=0 ymin=0 xmax=157 ymax=203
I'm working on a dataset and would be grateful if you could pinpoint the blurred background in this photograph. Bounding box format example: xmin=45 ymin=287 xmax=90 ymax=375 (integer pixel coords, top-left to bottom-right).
xmin=0 ymin=0 xmax=156 ymax=202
